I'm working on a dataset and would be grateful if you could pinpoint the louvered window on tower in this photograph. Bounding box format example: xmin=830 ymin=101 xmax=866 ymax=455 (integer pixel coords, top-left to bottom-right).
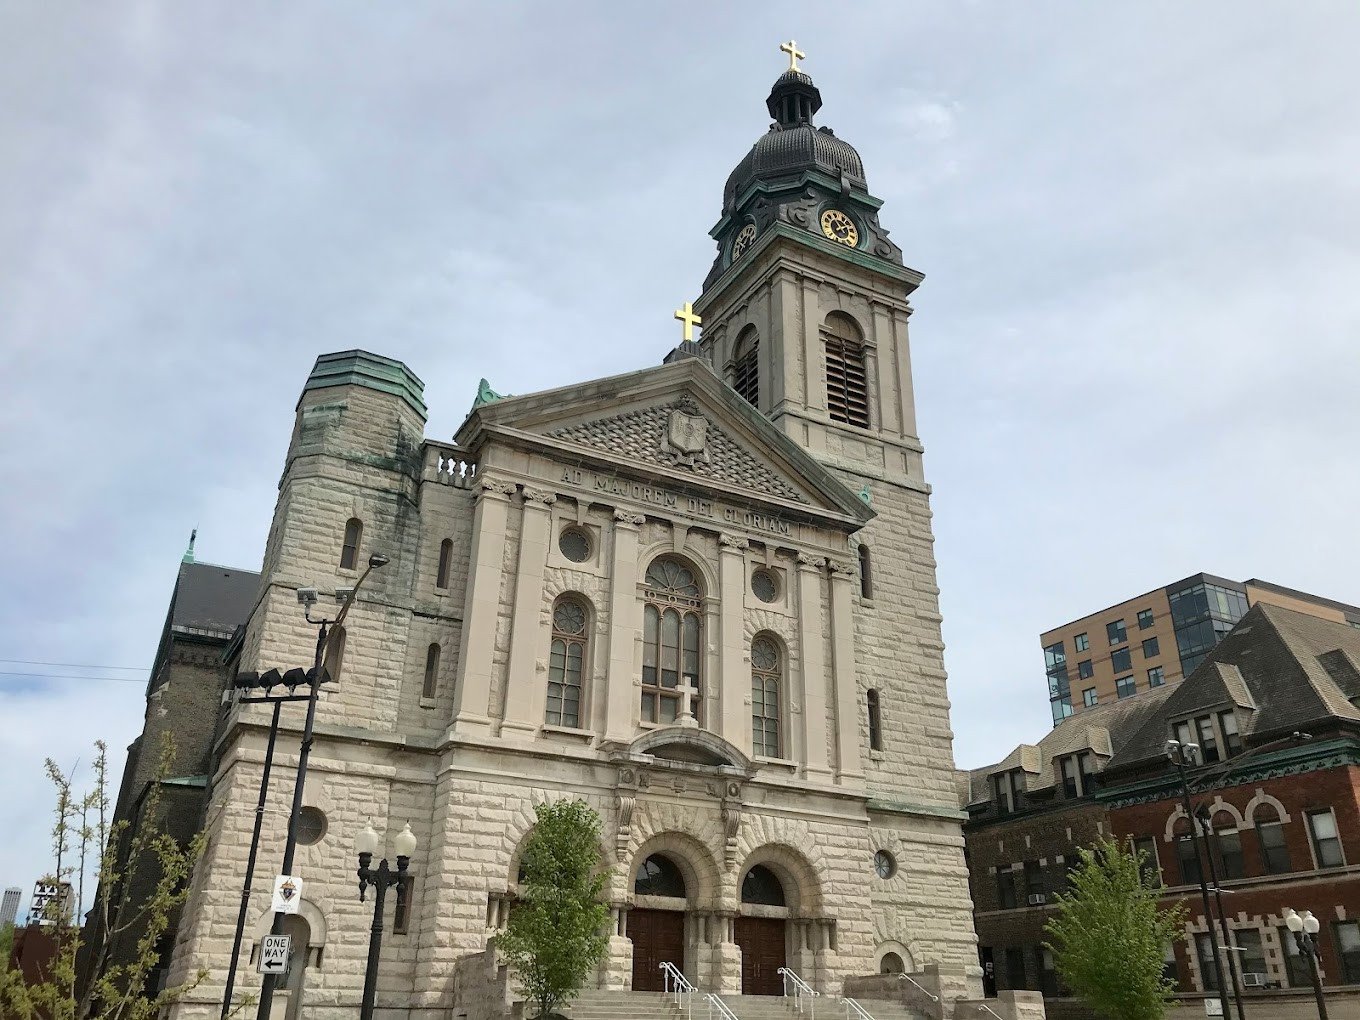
xmin=733 ymin=329 xmax=759 ymax=408
xmin=822 ymin=312 xmax=869 ymax=428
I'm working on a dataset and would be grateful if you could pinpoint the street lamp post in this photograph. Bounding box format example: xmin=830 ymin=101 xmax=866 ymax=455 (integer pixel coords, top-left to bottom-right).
xmin=1166 ymin=740 xmax=1241 ymax=1020
xmin=253 ymin=553 xmax=389 ymax=1020
xmin=355 ymin=822 xmax=419 ymax=1020
xmin=1285 ymin=909 xmax=1330 ymax=1020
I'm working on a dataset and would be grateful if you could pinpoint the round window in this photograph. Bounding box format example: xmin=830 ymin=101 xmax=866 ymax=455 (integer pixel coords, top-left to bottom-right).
xmin=296 ymin=807 xmax=327 ymax=846
xmin=751 ymin=569 xmax=778 ymax=603
xmin=559 ymin=527 xmax=592 ymax=563
xmin=874 ymin=849 xmax=896 ymax=880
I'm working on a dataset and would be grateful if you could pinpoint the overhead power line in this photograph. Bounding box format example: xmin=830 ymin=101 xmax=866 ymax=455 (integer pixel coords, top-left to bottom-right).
xmin=0 ymin=658 xmax=149 ymax=671
xmin=0 ymin=671 xmax=147 ymax=684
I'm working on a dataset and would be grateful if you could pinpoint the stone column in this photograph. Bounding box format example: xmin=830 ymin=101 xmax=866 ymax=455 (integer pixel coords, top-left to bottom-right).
xmin=827 ymin=560 xmax=864 ymax=782
xmin=604 ymin=510 xmax=645 ymax=742
xmin=605 ymin=905 xmax=632 ymax=990
xmin=501 ymin=488 xmax=556 ymax=738
xmin=795 ymin=554 xmax=832 ymax=781
xmin=452 ymin=478 xmax=516 ymax=737
xmin=718 ymin=534 xmax=749 ymax=752
xmin=712 ymin=913 xmax=742 ymax=995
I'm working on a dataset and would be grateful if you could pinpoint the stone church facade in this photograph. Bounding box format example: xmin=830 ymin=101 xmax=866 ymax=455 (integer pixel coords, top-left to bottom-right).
xmin=163 ymin=60 xmax=980 ymax=1020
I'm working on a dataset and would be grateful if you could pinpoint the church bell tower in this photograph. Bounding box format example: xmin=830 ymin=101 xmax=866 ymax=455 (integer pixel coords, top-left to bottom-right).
xmin=694 ymin=43 xmax=960 ymax=811
xmin=693 ymin=43 xmax=926 ymax=490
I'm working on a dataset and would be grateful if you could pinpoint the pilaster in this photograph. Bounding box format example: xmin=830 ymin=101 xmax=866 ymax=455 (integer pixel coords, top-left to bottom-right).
xmin=603 ymin=510 xmax=645 ymax=742
xmin=451 ymin=478 xmax=516 ymax=737
xmin=500 ymin=488 xmax=556 ymax=738
xmin=796 ymin=553 xmax=832 ymax=780
xmin=717 ymin=533 xmax=749 ymax=754
xmin=828 ymin=559 xmax=864 ymax=782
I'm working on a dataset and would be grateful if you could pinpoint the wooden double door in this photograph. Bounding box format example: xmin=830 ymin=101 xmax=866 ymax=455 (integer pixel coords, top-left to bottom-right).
xmin=631 ymin=909 xmax=686 ymax=992
xmin=736 ymin=917 xmax=787 ymax=996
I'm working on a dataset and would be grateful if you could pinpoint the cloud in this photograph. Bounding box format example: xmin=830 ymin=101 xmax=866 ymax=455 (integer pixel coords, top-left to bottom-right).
xmin=1 ymin=3 xmax=1358 ymax=905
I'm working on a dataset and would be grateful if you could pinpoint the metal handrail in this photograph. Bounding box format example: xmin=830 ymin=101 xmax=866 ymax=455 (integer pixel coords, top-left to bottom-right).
xmin=778 ymin=967 xmax=818 ymax=1018
xmin=705 ymin=992 xmax=740 ymax=1020
xmin=898 ymin=973 xmax=940 ymax=1002
xmin=840 ymin=996 xmax=876 ymax=1020
xmin=660 ymin=961 xmax=695 ymax=1020
xmin=964 ymin=1004 xmax=1005 ymax=1020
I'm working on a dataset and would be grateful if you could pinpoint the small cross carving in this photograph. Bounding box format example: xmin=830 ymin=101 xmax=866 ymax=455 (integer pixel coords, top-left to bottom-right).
xmin=779 ymin=39 xmax=805 ymax=73
xmin=673 ymin=301 xmax=702 ymax=344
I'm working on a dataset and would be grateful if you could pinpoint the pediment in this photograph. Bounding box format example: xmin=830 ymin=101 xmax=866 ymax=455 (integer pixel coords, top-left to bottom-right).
xmin=455 ymin=357 xmax=873 ymax=526
xmin=628 ymin=726 xmax=754 ymax=771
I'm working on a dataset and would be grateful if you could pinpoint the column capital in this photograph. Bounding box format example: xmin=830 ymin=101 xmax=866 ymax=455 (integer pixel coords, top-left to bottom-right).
xmin=521 ymin=487 xmax=558 ymax=507
xmin=478 ymin=476 xmax=518 ymax=497
xmin=826 ymin=558 xmax=854 ymax=576
xmin=718 ymin=533 xmax=749 ymax=551
xmin=613 ymin=508 xmax=645 ymax=527
xmin=795 ymin=552 xmax=825 ymax=569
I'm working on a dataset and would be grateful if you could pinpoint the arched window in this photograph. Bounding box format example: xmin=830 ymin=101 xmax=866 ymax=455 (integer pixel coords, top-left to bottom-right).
xmin=879 ymin=952 xmax=905 ymax=975
xmin=642 ymin=558 xmax=703 ymax=725
xmin=422 ymin=643 xmax=441 ymax=699
xmin=634 ymin=854 xmax=686 ymax=898
xmin=751 ymin=635 xmax=782 ymax=758
xmin=858 ymin=544 xmax=873 ymax=599
xmin=733 ymin=328 xmax=759 ymax=408
xmin=867 ymin=688 xmax=883 ymax=751
xmin=741 ymin=864 xmax=785 ymax=906
xmin=823 ymin=312 xmax=869 ymax=428
xmin=436 ymin=539 xmax=453 ymax=589
xmin=1173 ymin=817 xmax=1201 ymax=885
xmin=547 ymin=596 xmax=588 ymax=728
xmin=340 ymin=517 xmax=363 ymax=570
xmin=324 ymin=626 xmax=347 ymax=684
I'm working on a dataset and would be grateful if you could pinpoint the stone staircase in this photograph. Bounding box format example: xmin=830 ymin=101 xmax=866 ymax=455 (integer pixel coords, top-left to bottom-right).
xmin=563 ymin=990 xmax=926 ymax=1020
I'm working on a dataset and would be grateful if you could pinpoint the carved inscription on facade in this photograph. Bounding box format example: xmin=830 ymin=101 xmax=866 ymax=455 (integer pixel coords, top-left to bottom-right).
xmin=558 ymin=469 xmax=795 ymax=537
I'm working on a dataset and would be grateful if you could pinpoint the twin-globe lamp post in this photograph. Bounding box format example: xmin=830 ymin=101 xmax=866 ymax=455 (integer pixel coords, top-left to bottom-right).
xmin=355 ymin=822 xmax=419 ymax=1020
xmin=1284 ymin=908 xmax=1329 ymax=1020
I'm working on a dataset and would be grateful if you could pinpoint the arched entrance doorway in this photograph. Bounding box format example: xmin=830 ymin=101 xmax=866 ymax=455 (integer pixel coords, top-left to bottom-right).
xmin=735 ymin=865 xmax=787 ymax=996
xmin=630 ymin=854 xmax=687 ymax=991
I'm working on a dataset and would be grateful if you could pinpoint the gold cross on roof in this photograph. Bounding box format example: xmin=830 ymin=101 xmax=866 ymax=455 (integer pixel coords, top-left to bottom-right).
xmin=779 ymin=39 xmax=805 ymax=72
xmin=673 ymin=301 xmax=702 ymax=344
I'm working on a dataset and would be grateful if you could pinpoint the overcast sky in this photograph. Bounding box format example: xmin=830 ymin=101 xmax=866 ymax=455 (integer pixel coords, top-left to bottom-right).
xmin=3 ymin=3 xmax=1359 ymax=914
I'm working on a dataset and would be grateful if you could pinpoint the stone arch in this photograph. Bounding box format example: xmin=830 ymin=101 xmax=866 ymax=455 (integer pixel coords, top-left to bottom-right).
xmin=1203 ymin=795 xmax=1245 ymax=831
xmin=499 ymin=794 xmax=612 ymax=892
xmin=251 ymin=897 xmax=327 ymax=963
xmin=872 ymin=908 xmax=924 ymax=971
xmin=635 ymin=544 xmax=718 ymax=600
xmin=1163 ymin=804 xmax=1193 ymax=843
xmin=876 ymin=940 xmax=915 ymax=974
xmin=735 ymin=842 xmax=823 ymax=917
xmin=1244 ymin=788 xmax=1293 ymax=826
xmin=629 ymin=727 xmax=754 ymax=770
xmin=626 ymin=830 xmax=723 ymax=910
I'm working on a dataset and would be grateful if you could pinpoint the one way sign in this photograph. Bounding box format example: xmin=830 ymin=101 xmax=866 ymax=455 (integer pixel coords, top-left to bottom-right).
xmin=258 ymin=934 xmax=291 ymax=976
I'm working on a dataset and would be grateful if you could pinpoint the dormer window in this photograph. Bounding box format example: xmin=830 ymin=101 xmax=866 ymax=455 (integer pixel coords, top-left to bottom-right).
xmin=992 ymin=768 xmax=1026 ymax=815
xmin=1059 ymin=751 xmax=1097 ymax=798
xmin=1173 ymin=710 xmax=1243 ymax=765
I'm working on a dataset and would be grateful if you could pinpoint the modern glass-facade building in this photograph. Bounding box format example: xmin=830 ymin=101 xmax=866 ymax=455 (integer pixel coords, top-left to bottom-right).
xmin=1040 ymin=574 xmax=1360 ymax=723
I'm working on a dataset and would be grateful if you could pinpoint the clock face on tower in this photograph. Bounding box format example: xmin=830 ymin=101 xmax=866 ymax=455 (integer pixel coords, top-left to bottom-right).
xmin=819 ymin=209 xmax=859 ymax=248
xmin=731 ymin=223 xmax=757 ymax=260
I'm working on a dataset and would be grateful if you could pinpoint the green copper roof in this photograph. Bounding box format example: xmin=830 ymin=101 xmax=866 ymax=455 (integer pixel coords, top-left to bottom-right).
xmin=300 ymin=350 xmax=426 ymax=418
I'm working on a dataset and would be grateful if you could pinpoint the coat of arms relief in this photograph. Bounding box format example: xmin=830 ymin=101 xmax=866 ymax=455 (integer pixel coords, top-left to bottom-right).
xmin=659 ymin=394 xmax=711 ymax=468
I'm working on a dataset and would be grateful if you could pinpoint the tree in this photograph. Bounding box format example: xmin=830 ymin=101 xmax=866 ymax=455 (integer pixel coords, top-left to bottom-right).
xmin=493 ymin=800 xmax=611 ymax=1019
xmin=0 ymin=738 xmax=206 ymax=1020
xmin=1045 ymin=836 xmax=1187 ymax=1020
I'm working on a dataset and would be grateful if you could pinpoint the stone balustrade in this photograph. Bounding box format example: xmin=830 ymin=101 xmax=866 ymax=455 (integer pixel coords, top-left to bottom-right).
xmin=423 ymin=441 xmax=478 ymax=488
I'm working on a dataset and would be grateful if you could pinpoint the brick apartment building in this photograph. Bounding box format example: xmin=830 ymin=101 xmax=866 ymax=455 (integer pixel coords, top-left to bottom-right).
xmin=967 ymin=601 xmax=1360 ymax=1018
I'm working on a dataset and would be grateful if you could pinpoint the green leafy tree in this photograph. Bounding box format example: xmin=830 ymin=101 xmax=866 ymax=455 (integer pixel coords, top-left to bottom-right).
xmin=1045 ymin=836 xmax=1187 ymax=1020
xmin=0 ymin=739 xmax=206 ymax=1020
xmin=494 ymin=800 xmax=611 ymax=1019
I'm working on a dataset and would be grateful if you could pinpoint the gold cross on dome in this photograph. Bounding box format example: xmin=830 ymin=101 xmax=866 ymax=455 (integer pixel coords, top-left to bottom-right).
xmin=779 ymin=39 xmax=805 ymax=72
xmin=673 ymin=301 xmax=702 ymax=343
